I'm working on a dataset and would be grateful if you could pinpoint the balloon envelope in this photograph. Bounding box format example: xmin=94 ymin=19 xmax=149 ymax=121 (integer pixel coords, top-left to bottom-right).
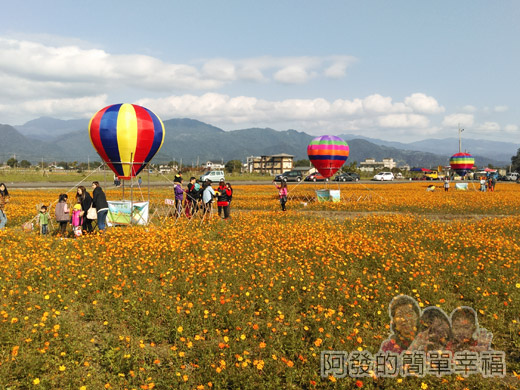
xmin=89 ymin=104 xmax=165 ymax=180
xmin=307 ymin=135 xmax=349 ymax=178
xmin=449 ymin=152 xmax=474 ymax=176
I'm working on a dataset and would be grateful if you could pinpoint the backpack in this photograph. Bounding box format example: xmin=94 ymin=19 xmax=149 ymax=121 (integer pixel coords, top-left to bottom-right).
xmin=55 ymin=202 xmax=69 ymax=222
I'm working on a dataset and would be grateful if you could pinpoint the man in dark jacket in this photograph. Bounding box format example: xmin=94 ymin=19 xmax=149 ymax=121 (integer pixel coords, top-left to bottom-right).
xmin=92 ymin=182 xmax=109 ymax=231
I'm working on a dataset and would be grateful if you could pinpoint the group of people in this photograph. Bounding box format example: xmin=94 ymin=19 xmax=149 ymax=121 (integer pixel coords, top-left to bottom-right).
xmin=172 ymin=174 xmax=233 ymax=220
xmin=381 ymin=295 xmax=492 ymax=354
xmin=479 ymin=175 xmax=497 ymax=192
xmin=0 ymin=181 xmax=109 ymax=236
xmin=55 ymin=182 xmax=109 ymax=236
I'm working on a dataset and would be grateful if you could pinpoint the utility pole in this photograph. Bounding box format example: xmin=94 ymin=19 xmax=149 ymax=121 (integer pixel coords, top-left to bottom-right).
xmin=458 ymin=124 xmax=464 ymax=153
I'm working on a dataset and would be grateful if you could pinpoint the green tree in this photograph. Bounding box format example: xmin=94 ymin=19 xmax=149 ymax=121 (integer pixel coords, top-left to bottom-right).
xmin=225 ymin=159 xmax=243 ymax=173
xmin=511 ymin=148 xmax=520 ymax=172
xmin=294 ymin=159 xmax=311 ymax=167
xmin=6 ymin=157 xmax=18 ymax=168
xmin=341 ymin=161 xmax=358 ymax=172
xmin=20 ymin=160 xmax=32 ymax=168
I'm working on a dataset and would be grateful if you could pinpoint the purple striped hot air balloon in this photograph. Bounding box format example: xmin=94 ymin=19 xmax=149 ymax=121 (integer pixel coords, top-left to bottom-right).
xmin=449 ymin=152 xmax=474 ymax=176
xmin=88 ymin=104 xmax=165 ymax=180
xmin=307 ymin=135 xmax=350 ymax=178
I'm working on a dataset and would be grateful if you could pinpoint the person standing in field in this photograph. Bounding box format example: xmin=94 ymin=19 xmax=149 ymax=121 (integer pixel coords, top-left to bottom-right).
xmin=55 ymin=193 xmax=70 ymax=236
xmin=273 ymin=179 xmax=288 ymax=211
xmin=216 ymin=179 xmax=232 ymax=219
xmin=0 ymin=183 xmax=9 ymax=229
xmin=173 ymin=176 xmax=184 ymax=217
xmin=71 ymin=202 xmax=83 ymax=237
xmin=443 ymin=176 xmax=450 ymax=192
xmin=479 ymin=176 xmax=487 ymax=192
xmin=76 ymin=186 xmax=93 ymax=233
xmin=92 ymin=182 xmax=109 ymax=231
xmin=185 ymin=177 xmax=198 ymax=218
xmin=202 ymin=179 xmax=215 ymax=218
xmin=38 ymin=205 xmax=50 ymax=235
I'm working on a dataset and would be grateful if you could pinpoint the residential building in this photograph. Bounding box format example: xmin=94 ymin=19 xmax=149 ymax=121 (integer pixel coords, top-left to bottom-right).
xmin=359 ymin=158 xmax=396 ymax=172
xmin=247 ymin=154 xmax=294 ymax=174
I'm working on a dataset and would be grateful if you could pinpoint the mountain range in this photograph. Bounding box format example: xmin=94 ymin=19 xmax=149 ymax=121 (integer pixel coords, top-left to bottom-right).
xmin=1 ymin=117 xmax=516 ymax=168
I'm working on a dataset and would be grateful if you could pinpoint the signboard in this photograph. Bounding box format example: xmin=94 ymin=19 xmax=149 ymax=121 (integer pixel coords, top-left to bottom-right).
xmin=455 ymin=183 xmax=468 ymax=191
xmin=107 ymin=201 xmax=149 ymax=226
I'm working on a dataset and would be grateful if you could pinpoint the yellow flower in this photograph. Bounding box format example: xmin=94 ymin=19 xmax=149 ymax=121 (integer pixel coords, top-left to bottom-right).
xmin=33 ymin=378 xmax=40 ymax=385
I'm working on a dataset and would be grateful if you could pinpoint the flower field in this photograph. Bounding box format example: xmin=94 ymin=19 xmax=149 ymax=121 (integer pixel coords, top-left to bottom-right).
xmin=1 ymin=182 xmax=519 ymax=389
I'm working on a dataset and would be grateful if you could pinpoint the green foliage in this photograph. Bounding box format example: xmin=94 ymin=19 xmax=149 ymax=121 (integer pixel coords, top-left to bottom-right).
xmin=6 ymin=157 xmax=18 ymax=167
xmin=294 ymin=159 xmax=311 ymax=167
xmin=225 ymin=159 xmax=243 ymax=173
xmin=511 ymin=148 xmax=520 ymax=172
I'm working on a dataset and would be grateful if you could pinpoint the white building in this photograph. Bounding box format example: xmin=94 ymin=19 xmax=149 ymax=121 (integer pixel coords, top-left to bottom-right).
xmin=205 ymin=161 xmax=225 ymax=170
xmin=359 ymin=158 xmax=396 ymax=172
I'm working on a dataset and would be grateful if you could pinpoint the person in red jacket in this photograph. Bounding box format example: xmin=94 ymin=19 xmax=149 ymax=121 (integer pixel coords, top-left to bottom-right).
xmin=216 ymin=179 xmax=232 ymax=219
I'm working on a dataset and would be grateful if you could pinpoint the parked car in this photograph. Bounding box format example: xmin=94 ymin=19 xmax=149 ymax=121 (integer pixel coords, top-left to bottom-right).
xmin=334 ymin=172 xmax=358 ymax=182
xmin=372 ymin=172 xmax=395 ymax=181
xmin=305 ymin=172 xmax=329 ymax=182
xmin=274 ymin=170 xmax=303 ymax=182
xmin=200 ymin=170 xmax=225 ymax=182
xmin=506 ymin=172 xmax=519 ymax=181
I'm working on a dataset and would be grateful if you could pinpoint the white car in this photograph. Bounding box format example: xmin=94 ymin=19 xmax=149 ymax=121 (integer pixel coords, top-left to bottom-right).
xmin=373 ymin=172 xmax=395 ymax=181
xmin=200 ymin=170 xmax=225 ymax=182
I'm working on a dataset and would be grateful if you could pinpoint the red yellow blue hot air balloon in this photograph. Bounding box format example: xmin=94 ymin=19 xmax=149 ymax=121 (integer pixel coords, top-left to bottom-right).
xmin=307 ymin=135 xmax=349 ymax=178
xmin=89 ymin=104 xmax=165 ymax=180
xmin=449 ymin=152 xmax=474 ymax=176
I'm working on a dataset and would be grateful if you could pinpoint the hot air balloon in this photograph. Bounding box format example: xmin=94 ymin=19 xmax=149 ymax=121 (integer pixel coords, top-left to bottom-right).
xmin=89 ymin=104 xmax=165 ymax=180
xmin=449 ymin=152 xmax=474 ymax=177
xmin=307 ymin=135 xmax=349 ymax=178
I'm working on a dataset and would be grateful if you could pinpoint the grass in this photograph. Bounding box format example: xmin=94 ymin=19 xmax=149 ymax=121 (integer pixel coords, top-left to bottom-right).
xmin=0 ymin=184 xmax=519 ymax=389
xmin=0 ymin=169 xmax=278 ymax=183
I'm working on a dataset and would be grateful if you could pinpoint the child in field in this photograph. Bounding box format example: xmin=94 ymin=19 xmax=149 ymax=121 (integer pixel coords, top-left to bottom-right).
xmin=273 ymin=179 xmax=288 ymax=211
xmin=38 ymin=205 xmax=50 ymax=235
xmin=480 ymin=176 xmax=487 ymax=192
xmin=448 ymin=306 xmax=492 ymax=352
xmin=71 ymin=202 xmax=83 ymax=237
xmin=443 ymin=176 xmax=450 ymax=192
xmin=55 ymin=194 xmax=70 ymax=236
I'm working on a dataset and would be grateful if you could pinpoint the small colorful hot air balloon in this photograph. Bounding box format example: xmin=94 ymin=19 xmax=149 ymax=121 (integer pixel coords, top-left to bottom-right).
xmin=307 ymin=135 xmax=349 ymax=178
xmin=449 ymin=152 xmax=474 ymax=176
xmin=89 ymin=104 xmax=165 ymax=180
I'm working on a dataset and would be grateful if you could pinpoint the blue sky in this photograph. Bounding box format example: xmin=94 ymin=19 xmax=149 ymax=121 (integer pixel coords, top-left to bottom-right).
xmin=0 ymin=0 xmax=518 ymax=142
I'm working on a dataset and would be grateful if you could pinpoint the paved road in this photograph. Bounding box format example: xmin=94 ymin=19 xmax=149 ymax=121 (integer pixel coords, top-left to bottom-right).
xmin=7 ymin=179 xmax=501 ymax=189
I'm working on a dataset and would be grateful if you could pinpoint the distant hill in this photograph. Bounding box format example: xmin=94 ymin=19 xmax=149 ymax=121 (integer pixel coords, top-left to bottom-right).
xmin=0 ymin=117 xmax=512 ymax=168
xmin=339 ymin=133 xmax=518 ymax=163
xmin=15 ymin=117 xmax=88 ymax=140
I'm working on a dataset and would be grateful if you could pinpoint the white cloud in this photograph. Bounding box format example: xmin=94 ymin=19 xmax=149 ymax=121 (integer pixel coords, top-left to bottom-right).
xmin=0 ymin=95 xmax=108 ymax=122
xmin=462 ymin=105 xmax=477 ymax=113
xmin=404 ymin=93 xmax=444 ymax=114
xmin=494 ymin=105 xmax=508 ymax=112
xmin=504 ymin=124 xmax=518 ymax=133
xmin=377 ymin=114 xmax=430 ymax=128
xmin=274 ymin=66 xmax=313 ymax=84
xmin=477 ymin=121 xmax=500 ymax=132
xmin=442 ymin=113 xmax=474 ymax=128
xmin=362 ymin=94 xmax=409 ymax=114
